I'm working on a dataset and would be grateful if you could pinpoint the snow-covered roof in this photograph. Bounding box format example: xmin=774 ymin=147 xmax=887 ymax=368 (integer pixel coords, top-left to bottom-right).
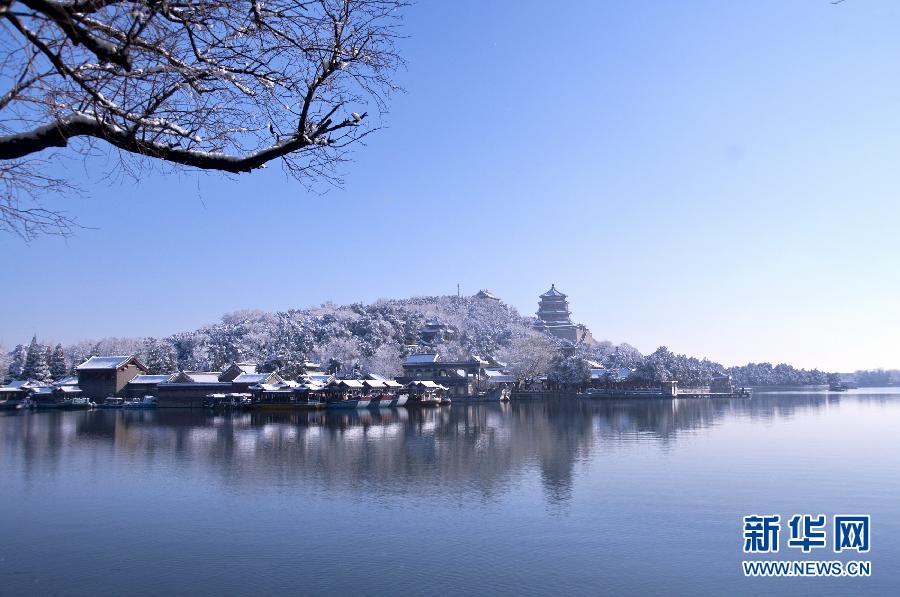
xmin=584 ymin=360 xmax=602 ymax=369
xmin=362 ymin=379 xmax=387 ymax=388
xmin=330 ymin=379 xmax=364 ymax=389
xmin=299 ymin=381 xmax=326 ymax=391
xmin=475 ymin=289 xmax=499 ymax=300
xmin=540 ymin=284 xmax=566 ymax=298
xmin=177 ymin=372 xmax=224 ymax=384
xmin=253 ymin=383 xmax=293 ymax=392
xmin=404 ymin=353 xmax=439 ymax=365
xmin=304 ymin=373 xmax=333 ymax=384
xmin=232 ymin=372 xmax=275 ymax=384
xmin=484 ymin=369 xmax=515 ymax=383
xmin=408 ymin=380 xmax=449 ymax=390
xmin=128 ymin=374 xmax=174 ymax=385
xmin=53 ymin=375 xmax=79 ymax=387
xmin=57 ymin=385 xmax=82 ymax=394
xmin=617 ymin=368 xmax=633 ymax=380
xmin=384 ymin=380 xmax=403 ymax=388
xmin=77 ymin=355 xmax=144 ymax=370
xmin=31 ymin=386 xmax=54 ymax=395
xmin=1 ymin=380 xmax=29 ymax=390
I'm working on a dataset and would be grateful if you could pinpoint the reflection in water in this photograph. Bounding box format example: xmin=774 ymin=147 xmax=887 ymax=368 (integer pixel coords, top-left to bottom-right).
xmin=3 ymin=390 xmax=900 ymax=597
xmin=0 ymin=393 xmax=866 ymax=506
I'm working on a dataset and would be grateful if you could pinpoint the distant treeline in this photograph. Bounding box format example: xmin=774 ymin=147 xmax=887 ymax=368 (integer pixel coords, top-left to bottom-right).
xmin=850 ymin=369 xmax=900 ymax=387
xmin=2 ymin=295 xmax=893 ymax=388
xmin=726 ymin=362 xmax=831 ymax=387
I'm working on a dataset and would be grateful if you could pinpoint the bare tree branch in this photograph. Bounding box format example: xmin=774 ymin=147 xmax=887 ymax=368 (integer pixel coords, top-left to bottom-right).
xmin=0 ymin=158 xmax=81 ymax=240
xmin=0 ymin=0 xmax=406 ymax=238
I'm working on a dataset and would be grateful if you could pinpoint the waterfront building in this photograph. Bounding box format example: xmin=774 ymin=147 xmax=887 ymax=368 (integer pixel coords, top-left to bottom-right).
xmin=533 ymin=285 xmax=579 ymax=343
xmin=0 ymin=380 xmax=30 ymax=402
xmin=156 ymin=371 xmax=230 ymax=407
xmin=230 ymin=371 xmax=284 ymax=393
xmin=397 ymin=353 xmax=484 ymax=397
xmin=219 ymin=362 xmax=258 ymax=382
xmin=76 ymin=355 xmax=148 ymax=399
xmin=124 ymin=374 xmax=175 ymax=399
xmin=710 ymin=372 xmax=734 ymax=394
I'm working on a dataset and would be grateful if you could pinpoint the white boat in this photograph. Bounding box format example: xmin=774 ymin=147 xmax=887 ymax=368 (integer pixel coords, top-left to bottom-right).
xmin=60 ymin=397 xmax=94 ymax=410
xmin=124 ymin=395 xmax=158 ymax=409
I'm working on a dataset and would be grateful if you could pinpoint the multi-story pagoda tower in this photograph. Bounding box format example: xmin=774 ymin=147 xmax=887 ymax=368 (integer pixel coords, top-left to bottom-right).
xmin=533 ymin=284 xmax=578 ymax=343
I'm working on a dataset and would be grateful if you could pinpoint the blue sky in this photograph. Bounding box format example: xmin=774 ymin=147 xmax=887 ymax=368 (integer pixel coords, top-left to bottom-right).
xmin=2 ymin=0 xmax=899 ymax=371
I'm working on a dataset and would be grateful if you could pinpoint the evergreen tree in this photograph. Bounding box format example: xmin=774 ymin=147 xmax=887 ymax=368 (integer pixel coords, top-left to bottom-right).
xmin=49 ymin=344 xmax=68 ymax=380
xmin=7 ymin=344 xmax=27 ymax=381
xmin=22 ymin=335 xmax=51 ymax=382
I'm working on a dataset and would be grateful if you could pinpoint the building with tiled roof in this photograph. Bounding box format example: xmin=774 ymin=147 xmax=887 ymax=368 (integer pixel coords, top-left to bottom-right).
xmin=533 ymin=284 xmax=579 ymax=343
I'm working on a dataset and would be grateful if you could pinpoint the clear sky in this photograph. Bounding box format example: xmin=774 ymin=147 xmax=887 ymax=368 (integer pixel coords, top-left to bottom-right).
xmin=2 ymin=0 xmax=899 ymax=372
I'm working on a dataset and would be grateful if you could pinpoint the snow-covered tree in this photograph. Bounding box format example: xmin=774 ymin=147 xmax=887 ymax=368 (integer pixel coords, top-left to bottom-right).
xmin=49 ymin=343 xmax=68 ymax=380
xmin=22 ymin=335 xmax=51 ymax=382
xmin=6 ymin=344 xmax=27 ymax=381
xmin=0 ymin=346 xmax=8 ymax=383
xmin=498 ymin=333 xmax=558 ymax=388
xmin=548 ymin=353 xmax=591 ymax=389
xmin=143 ymin=338 xmax=178 ymax=375
xmin=360 ymin=343 xmax=403 ymax=378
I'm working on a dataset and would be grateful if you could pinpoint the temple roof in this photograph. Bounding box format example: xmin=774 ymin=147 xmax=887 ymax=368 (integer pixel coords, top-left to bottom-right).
xmin=540 ymin=284 xmax=566 ymax=298
xmin=77 ymin=355 xmax=147 ymax=371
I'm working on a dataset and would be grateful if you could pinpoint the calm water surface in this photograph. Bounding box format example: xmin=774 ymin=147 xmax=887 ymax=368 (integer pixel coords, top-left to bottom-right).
xmin=2 ymin=390 xmax=899 ymax=596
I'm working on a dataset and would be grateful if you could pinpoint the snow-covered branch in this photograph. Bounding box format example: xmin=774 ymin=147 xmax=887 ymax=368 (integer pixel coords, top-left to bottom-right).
xmin=0 ymin=0 xmax=406 ymax=237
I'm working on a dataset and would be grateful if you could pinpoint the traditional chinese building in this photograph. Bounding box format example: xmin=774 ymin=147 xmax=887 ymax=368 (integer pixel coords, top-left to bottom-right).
xmin=418 ymin=317 xmax=457 ymax=345
xmin=533 ymin=284 xmax=579 ymax=343
xmin=396 ymin=353 xmax=482 ymax=397
xmin=474 ymin=289 xmax=500 ymax=302
xmin=76 ymin=355 xmax=148 ymax=399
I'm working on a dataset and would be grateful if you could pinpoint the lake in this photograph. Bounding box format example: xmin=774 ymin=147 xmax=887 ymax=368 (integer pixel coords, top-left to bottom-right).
xmin=2 ymin=390 xmax=899 ymax=596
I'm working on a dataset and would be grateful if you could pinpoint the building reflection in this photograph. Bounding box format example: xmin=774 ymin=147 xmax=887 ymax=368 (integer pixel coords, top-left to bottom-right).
xmin=0 ymin=392 xmax=866 ymax=506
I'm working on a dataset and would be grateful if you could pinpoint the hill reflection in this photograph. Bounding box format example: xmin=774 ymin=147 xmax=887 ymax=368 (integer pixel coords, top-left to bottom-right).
xmin=0 ymin=393 xmax=884 ymax=505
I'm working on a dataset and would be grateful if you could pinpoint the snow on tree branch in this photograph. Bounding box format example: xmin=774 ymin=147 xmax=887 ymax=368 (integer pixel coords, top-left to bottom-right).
xmin=0 ymin=0 xmax=406 ymax=237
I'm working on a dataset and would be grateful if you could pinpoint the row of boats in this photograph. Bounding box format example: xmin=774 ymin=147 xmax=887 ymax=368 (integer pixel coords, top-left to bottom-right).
xmin=2 ymin=387 xmax=513 ymax=412
xmin=208 ymin=392 xmax=453 ymax=411
xmin=0 ymin=395 xmax=160 ymax=411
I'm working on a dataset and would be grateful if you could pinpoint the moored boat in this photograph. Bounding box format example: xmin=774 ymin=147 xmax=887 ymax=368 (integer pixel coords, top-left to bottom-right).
xmin=98 ymin=397 xmax=125 ymax=408
xmin=59 ymin=397 xmax=94 ymax=410
xmin=254 ymin=399 xmax=325 ymax=411
xmin=124 ymin=395 xmax=158 ymax=409
xmin=327 ymin=397 xmax=371 ymax=409
xmin=366 ymin=394 xmax=396 ymax=408
xmin=412 ymin=393 xmax=442 ymax=407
